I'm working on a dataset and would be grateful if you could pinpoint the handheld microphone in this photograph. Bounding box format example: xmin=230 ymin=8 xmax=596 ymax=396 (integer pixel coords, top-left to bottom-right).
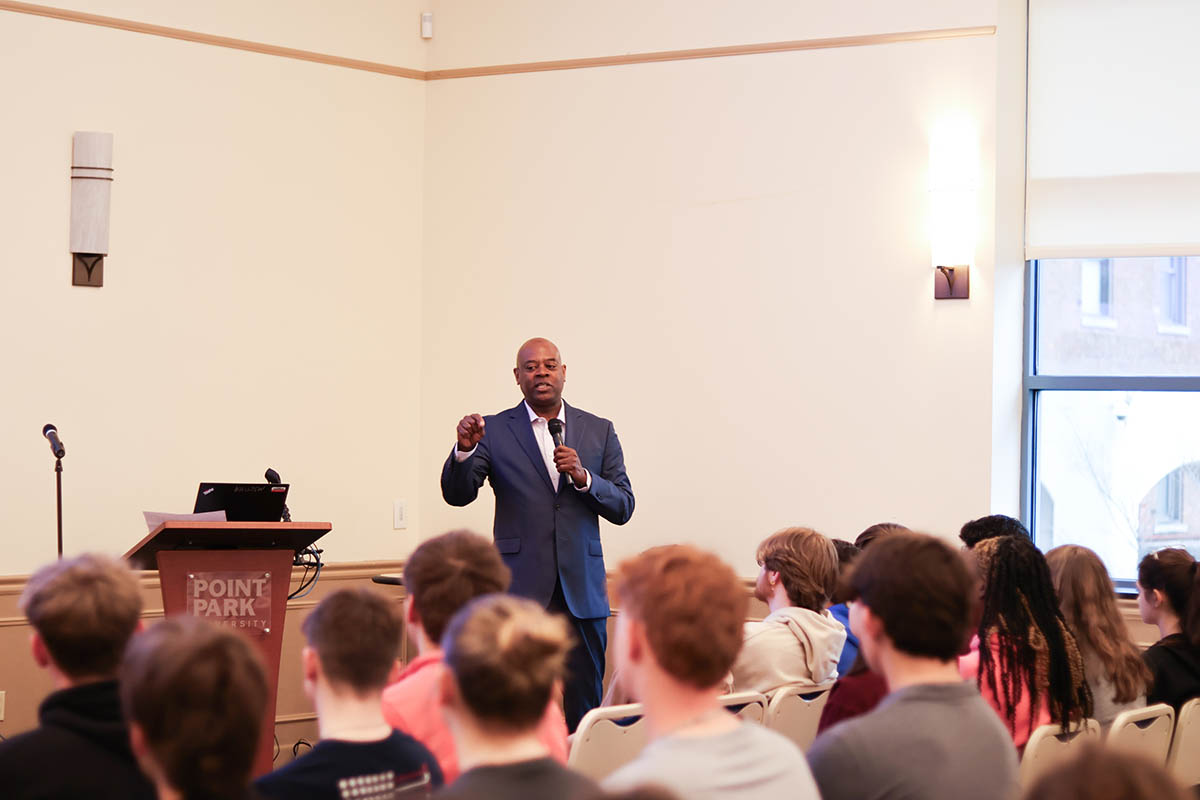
xmin=547 ymin=418 xmax=565 ymax=449
xmin=42 ymin=424 xmax=66 ymax=459
xmin=264 ymin=467 xmax=291 ymax=523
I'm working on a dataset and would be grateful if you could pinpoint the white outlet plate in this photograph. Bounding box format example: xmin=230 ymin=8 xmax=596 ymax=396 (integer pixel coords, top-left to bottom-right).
xmin=0 ymin=690 xmax=6 ymax=721
xmin=393 ymin=500 xmax=407 ymax=530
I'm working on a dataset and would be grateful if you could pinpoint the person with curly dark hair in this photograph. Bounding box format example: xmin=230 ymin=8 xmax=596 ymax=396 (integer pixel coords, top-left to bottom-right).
xmin=959 ymin=535 xmax=1092 ymax=751
xmin=958 ymin=514 xmax=1028 ymax=549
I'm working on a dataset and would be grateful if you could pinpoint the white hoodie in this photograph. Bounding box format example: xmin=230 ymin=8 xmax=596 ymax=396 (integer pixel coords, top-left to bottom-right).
xmin=731 ymin=606 xmax=847 ymax=693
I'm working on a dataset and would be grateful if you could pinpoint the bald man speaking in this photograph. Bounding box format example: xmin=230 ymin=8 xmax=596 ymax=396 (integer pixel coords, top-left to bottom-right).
xmin=442 ymin=338 xmax=635 ymax=730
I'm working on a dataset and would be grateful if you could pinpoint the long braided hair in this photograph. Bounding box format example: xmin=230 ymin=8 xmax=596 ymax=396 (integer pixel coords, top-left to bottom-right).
xmin=974 ymin=535 xmax=1092 ymax=734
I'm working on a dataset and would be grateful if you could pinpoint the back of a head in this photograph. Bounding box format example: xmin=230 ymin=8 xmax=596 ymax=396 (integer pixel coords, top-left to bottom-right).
xmin=1047 ymin=545 xmax=1150 ymax=703
xmin=959 ymin=514 xmax=1028 ymax=549
xmin=854 ymin=522 xmax=910 ymax=551
xmin=303 ymin=588 xmax=402 ymax=694
xmin=21 ymin=553 xmax=143 ymax=679
xmin=756 ymin=527 xmax=839 ymax=611
xmin=120 ymin=617 xmax=268 ymax=800
xmin=1138 ymin=547 xmax=1200 ymax=646
xmin=404 ymin=530 xmax=512 ymax=643
xmin=830 ymin=540 xmax=861 ymax=605
xmin=442 ymin=594 xmax=571 ymax=732
xmin=615 ymin=544 xmax=747 ymax=689
xmin=974 ymin=534 xmax=1091 ymax=729
xmin=1024 ymin=743 xmax=1191 ymax=800
xmin=846 ymin=532 xmax=974 ymax=660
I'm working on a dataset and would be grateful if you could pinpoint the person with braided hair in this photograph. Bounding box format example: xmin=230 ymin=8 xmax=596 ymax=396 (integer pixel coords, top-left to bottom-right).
xmin=1137 ymin=548 xmax=1200 ymax=711
xmin=959 ymin=534 xmax=1092 ymax=751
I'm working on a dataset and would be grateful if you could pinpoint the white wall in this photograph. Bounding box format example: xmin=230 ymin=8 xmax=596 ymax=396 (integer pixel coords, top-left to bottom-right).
xmin=420 ymin=23 xmax=1000 ymax=574
xmin=0 ymin=5 xmax=428 ymax=573
xmin=1 ymin=1 xmax=1015 ymax=578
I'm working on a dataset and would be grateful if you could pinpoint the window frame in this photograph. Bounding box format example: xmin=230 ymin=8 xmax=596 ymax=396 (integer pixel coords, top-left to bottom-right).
xmin=1021 ymin=259 xmax=1200 ymax=595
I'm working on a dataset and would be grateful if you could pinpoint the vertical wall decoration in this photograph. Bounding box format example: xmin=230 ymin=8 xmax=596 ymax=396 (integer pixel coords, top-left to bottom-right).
xmin=70 ymin=132 xmax=114 ymax=287
xmin=929 ymin=116 xmax=977 ymax=299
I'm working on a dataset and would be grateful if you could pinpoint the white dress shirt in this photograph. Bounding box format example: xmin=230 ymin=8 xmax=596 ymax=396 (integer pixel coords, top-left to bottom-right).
xmin=455 ymin=401 xmax=591 ymax=492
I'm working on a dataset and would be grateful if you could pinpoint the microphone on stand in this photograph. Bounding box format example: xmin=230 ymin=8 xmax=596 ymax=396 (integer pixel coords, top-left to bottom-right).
xmin=264 ymin=467 xmax=292 ymax=523
xmin=547 ymin=418 xmax=565 ymax=449
xmin=43 ymin=424 xmax=66 ymax=458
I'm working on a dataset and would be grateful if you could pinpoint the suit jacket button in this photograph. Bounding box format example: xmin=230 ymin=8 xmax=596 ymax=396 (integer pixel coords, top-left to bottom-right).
xmin=554 ymin=503 xmax=561 ymax=510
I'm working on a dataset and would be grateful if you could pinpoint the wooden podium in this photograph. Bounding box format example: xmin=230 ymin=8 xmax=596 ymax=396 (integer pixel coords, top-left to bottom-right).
xmin=125 ymin=521 xmax=332 ymax=777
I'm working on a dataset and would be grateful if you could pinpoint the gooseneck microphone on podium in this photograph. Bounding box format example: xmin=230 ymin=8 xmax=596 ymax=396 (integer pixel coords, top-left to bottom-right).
xmin=264 ymin=467 xmax=292 ymax=523
xmin=43 ymin=424 xmax=65 ymax=558
xmin=548 ymin=418 xmax=565 ymax=449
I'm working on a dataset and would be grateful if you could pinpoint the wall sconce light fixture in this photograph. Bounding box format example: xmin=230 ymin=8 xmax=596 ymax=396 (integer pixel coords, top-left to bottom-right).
xmin=929 ymin=116 xmax=977 ymax=300
xmin=70 ymin=131 xmax=113 ymax=287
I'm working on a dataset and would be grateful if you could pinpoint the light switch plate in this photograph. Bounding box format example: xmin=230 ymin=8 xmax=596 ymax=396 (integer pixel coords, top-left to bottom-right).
xmin=393 ymin=500 xmax=407 ymax=530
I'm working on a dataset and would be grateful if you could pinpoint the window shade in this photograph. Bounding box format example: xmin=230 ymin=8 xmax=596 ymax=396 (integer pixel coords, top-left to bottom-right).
xmin=1026 ymin=0 xmax=1200 ymax=258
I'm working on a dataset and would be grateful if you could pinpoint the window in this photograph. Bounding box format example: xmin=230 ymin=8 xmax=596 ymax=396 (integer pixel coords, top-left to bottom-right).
xmin=1026 ymin=257 xmax=1200 ymax=588
xmin=1081 ymin=258 xmax=1114 ymax=321
xmin=1158 ymin=257 xmax=1188 ymax=330
xmin=1153 ymin=469 xmax=1184 ymax=531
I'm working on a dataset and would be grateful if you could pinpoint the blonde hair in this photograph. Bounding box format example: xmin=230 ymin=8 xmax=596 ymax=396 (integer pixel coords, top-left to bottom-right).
xmin=756 ymin=527 xmax=839 ymax=610
xmin=443 ymin=594 xmax=572 ymax=731
xmin=1047 ymin=545 xmax=1150 ymax=704
xmin=21 ymin=554 xmax=142 ymax=678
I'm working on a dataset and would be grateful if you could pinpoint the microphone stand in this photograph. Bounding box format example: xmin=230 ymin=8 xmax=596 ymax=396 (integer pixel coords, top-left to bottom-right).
xmin=54 ymin=457 xmax=63 ymax=559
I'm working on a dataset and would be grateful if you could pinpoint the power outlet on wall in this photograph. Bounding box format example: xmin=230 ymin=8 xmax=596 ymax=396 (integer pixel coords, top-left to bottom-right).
xmin=393 ymin=500 xmax=407 ymax=530
xmin=0 ymin=690 xmax=6 ymax=721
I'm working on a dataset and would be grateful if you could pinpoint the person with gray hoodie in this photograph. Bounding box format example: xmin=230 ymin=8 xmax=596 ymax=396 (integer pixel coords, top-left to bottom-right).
xmin=731 ymin=528 xmax=846 ymax=693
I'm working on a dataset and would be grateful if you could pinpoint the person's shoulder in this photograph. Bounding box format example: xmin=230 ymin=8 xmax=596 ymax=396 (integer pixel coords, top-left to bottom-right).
xmin=0 ymin=726 xmax=53 ymax=774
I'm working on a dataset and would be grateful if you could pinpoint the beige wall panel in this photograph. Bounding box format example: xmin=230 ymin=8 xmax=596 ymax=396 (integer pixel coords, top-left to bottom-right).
xmin=419 ymin=36 xmax=999 ymax=575
xmin=12 ymin=0 xmax=430 ymax=67
xmin=0 ymin=12 xmax=427 ymax=574
xmin=425 ymin=0 xmax=997 ymax=71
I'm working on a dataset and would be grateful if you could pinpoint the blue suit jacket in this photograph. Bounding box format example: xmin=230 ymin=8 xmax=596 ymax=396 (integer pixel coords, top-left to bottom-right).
xmin=441 ymin=401 xmax=634 ymax=619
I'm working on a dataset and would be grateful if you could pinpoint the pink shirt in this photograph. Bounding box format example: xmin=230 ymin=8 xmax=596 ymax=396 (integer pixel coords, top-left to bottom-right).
xmin=380 ymin=650 xmax=570 ymax=782
xmin=959 ymin=634 xmax=1051 ymax=752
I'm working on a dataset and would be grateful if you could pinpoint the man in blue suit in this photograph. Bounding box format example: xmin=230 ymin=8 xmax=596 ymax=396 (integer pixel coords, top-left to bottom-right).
xmin=441 ymin=338 xmax=635 ymax=730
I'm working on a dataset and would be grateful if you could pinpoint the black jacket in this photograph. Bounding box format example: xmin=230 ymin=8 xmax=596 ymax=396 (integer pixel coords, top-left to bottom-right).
xmin=0 ymin=680 xmax=156 ymax=800
xmin=1144 ymin=633 xmax=1200 ymax=711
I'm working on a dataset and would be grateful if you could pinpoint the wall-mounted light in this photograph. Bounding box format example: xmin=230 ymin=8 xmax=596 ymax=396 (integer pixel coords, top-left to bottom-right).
xmin=929 ymin=116 xmax=977 ymax=300
xmin=70 ymin=131 xmax=113 ymax=287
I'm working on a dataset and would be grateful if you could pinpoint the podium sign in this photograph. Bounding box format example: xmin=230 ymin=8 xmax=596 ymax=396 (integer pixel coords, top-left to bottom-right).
xmin=186 ymin=571 xmax=273 ymax=634
xmin=126 ymin=521 xmax=332 ymax=778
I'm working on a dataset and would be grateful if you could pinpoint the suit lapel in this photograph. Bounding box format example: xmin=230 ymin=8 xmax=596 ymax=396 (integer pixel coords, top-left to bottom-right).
xmin=506 ymin=402 xmax=556 ymax=493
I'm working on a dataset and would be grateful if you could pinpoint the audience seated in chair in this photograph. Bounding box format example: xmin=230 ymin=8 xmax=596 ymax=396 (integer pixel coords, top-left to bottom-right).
xmin=381 ymin=530 xmax=568 ymax=781
xmin=120 ymin=617 xmax=268 ymax=800
xmin=959 ymin=535 xmax=1092 ymax=751
xmin=730 ymin=527 xmax=845 ymax=693
xmin=1047 ymin=545 xmax=1149 ymax=728
xmin=808 ymin=532 xmax=1018 ymax=800
xmin=1022 ymin=742 xmax=1193 ymax=800
xmin=1137 ymin=548 xmax=1200 ymax=712
xmin=602 ymin=545 xmax=819 ymax=800
xmin=817 ymin=523 xmax=907 ymax=733
xmin=959 ymin=513 xmax=1029 ymax=550
xmin=0 ymin=554 xmax=154 ymax=800
xmin=437 ymin=594 xmax=601 ymax=800
xmin=257 ymin=588 xmax=443 ymax=799
xmin=827 ymin=539 xmax=861 ymax=676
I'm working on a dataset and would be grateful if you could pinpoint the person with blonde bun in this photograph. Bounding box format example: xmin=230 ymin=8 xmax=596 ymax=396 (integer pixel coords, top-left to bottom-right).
xmin=438 ymin=594 xmax=600 ymax=800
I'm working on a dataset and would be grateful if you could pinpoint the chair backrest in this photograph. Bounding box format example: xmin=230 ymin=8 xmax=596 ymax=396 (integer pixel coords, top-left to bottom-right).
xmin=567 ymin=702 xmax=649 ymax=781
xmin=1107 ymin=703 xmax=1175 ymax=766
xmin=764 ymin=684 xmax=833 ymax=752
xmin=1168 ymin=698 xmax=1200 ymax=786
xmin=1019 ymin=719 xmax=1101 ymax=788
xmin=719 ymin=690 xmax=768 ymax=724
